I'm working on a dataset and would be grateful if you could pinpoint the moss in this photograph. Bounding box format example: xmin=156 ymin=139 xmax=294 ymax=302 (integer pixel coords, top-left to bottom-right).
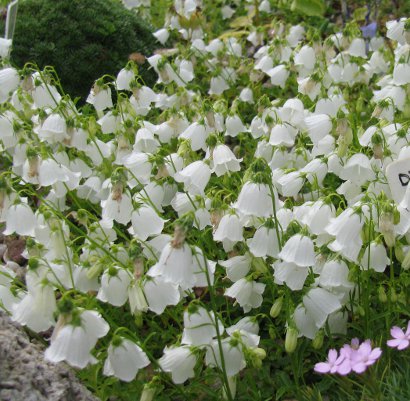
xmin=8 ymin=0 xmax=157 ymax=100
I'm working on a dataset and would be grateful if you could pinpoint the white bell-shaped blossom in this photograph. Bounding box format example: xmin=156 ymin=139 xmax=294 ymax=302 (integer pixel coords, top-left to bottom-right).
xmin=235 ymin=182 xmax=277 ymax=218
xmin=37 ymin=113 xmax=68 ymax=143
xmin=0 ymin=67 xmax=20 ymax=102
xmin=103 ymin=338 xmax=150 ymax=382
xmin=181 ymin=306 xmax=223 ymax=346
xmin=143 ymin=276 xmax=180 ymax=314
xmin=45 ymin=310 xmax=109 ymax=368
xmin=213 ymin=213 xmax=244 ymax=251
xmin=318 ymin=259 xmax=353 ymax=290
xmin=225 ymin=277 xmax=265 ymax=313
xmin=211 ymin=144 xmax=242 ymax=176
xmin=278 ymin=234 xmax=315 ymax=267
xmin=247 ymin=224 xmax=280 ymax=258
xmin=129 ymin=205 xmax=165 ymax=240
xmin=153 ymin=28 xmax=170 ymax=45
xmin=219 ymin=253 xmax=252 ymax=282
xmin=97 ymin=267 xmax=132 ymax=306
xmin=360 ymin=241 xmax=390 ymax=273
xmin=116 ymin=68 xmax=134 ymax=90
xmin=86 ymin=86 xmax=113 ymax=111
xmin=159 ymin=346 xmax=197 ymax=384
xmin=179 ymin=122 xmax=208 ymax=151
xmin=273 ymin=261 xmax=309 ymax=291
xmin=174 ymin=160 xmax=211 ymax=195
xmin=101 ymin=190 xmax=133 ymax=225
xmin=4 ymin=202 xmax=36 ymax=237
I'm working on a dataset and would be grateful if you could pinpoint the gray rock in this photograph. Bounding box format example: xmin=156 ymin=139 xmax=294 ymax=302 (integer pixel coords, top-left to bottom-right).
xmin=0 ymin=311 xmax=100 ymax=401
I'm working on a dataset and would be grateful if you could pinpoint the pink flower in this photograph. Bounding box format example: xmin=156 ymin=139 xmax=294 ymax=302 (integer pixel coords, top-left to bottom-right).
xmin=314 ymin=349 xmax=344 ymax=374
xmin=349 ymin=340 xmax=382 ymax=374
xmin=387 ymin=321 xmax=410 ymax=350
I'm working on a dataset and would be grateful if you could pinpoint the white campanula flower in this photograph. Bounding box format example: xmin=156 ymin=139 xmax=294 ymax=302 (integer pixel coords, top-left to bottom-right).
xmin=116 ymin=67 xmax=134 ymax=90
xmin=213 ymin=212 xmax=244 ymax=251
xmin=181 ymin=305 xmax=224 ymax=346
xmin=225 ymin=115 xmax=247 ymax=137
xmin=122 ymin=152 xmax=152 ymax=186
xmin=393 ymin=63 xmax=410 ymax=85
xmin=179 ymin=122 xmax=208 ymax=151
xmin=104 ymin=338 xmax=150 ymax=382
xmin=143 ymin=276 xmax=180 ymax=314
xmin=318 ymin=259 xmax=353 ymax=290
xmin=4 ymin=202 xmax=36 ymax=237
xmin=239 ymin=87 xmax=253 ymax=103
xmin=45 ymin=310 xmax=109 ymax=368
xmin=278 ymin=234 xmax=315 ymax=267
xmin=280 ymin=98 xmax=305 ymax=127
xmin=101 ymin=189 xmax=133 ymax=225
xmin=174 ymin=160 xmax=211 ymax=196
xmin=37 ymin=113 xmax=68 ymax=143
xmin=286 ymin=25 xmax=305 ymax=47
xmin=86 ymin=85 xmax=113 ymax=111
xmin=300 ymin=200 xmax=336 ymax=236
xmin=191 ymin=246 xmax=216 ymax=287
xmin=273 ymin=260 xmax=309 ymax=291
xmin=205 ymin=337 xmax=246 ymax=377
xmin=153 ymin=28 xmax=170 ymax=45
xmin=247 ymin=223 xmax=280 ymax=258
xmin=347 ymin=38 xmax=366 ymax=58
xmin=0 ymin=67 xmax=20 ymax=102
xmin=386 ymin=18 xmax=406 ymax=44
xmin=209 ymin=75 xmax=230 ymax=95
xmin=360 ymin=241 xmax=390 ymax=273
xmin=339 ymin=153 xmax=376 ymax=185
xmin=294 ymin=45 xmax=316 ymax=70
xmin=159 ymin=346 xmax=197 ymax=384
xmin=225 ymin=277 xmax=265 ymax=313
xmin=130 ymin=86 xmax=158 ymax=115
xmin=129 ymin=205 xmax=165 ymax=240
xmin=134 ymin=127 xmax=160 ymax=153
xmin=267 ymin=64 xmax=289 ymax=88
xmin=269 ymin=123 xmax=297 ymax=147
xmin=0 ymin=38 xmax=12 ymax=58
xmin=276 ymin=171 xmax=304 ymax=197
xmin=211 ymin=143 xmax=242 ymax=176
xmin=97 ymin=266 xmax=132 ymax=306
xmin=219 ymin=253 xmax=252 ymax=282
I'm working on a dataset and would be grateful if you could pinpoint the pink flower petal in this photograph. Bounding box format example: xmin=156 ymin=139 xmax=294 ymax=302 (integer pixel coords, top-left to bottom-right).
xmin=387 ymin=338 xmax=404 ymax=348
xmin=314 ymin=362 xmax=331 ymax=373
xmin=390 ymin=326 xmax=405 ymax=339
xmin=397 ymin=339 xmax=409 ymax=350
xmin=336 ymin=359 xmax=352 ymax=376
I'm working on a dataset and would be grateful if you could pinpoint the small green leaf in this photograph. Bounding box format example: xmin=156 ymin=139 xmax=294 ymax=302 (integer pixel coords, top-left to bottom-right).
xmin=291 ymin=0 xmax=326 ymax=17
xmin=353 ymin=7 xmax=368 ymax=21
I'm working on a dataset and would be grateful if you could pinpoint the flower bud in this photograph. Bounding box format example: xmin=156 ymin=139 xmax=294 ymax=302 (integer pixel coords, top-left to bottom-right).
xmin=379 ymin=212 xmax=395 ymax=248
xmin=402 ymin=249 xmax=410 ymax=270
xmin=395 ymin=246 xmax=405 ymax=263
xmin=389 ymin=287 xmax=398 ymax=303
xmin=378 ymin=286 xmax=388 ymax=303
xmin=270 ymin=297 xmax=283 ymax=318
xmin=140 ymin=384 xmax=156 ymax=401
xmin=285 ymin=327 xmax=298 ymax=354
xmin=312 ymin=330 xmax=324 ymax=350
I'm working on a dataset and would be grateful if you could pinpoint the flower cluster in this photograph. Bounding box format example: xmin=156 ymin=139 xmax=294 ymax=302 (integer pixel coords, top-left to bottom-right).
xmin=314 ymin=339 xmax=382 ymax=375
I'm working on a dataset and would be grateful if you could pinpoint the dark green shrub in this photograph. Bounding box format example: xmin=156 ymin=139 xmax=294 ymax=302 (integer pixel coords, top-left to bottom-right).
xmin=8 ymin=0 xmax=158 ymax=100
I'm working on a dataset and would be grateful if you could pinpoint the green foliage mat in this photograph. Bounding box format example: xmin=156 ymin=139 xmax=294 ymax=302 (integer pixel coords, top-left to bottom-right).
xmin=6 ymin=0 xmax=158 ymax=101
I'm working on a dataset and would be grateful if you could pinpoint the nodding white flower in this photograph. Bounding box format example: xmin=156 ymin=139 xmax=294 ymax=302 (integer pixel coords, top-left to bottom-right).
xmin=294 ymin=45 xmax=316 ymax=70
xmin=0 ymin=67 xmax=20 ymax=101
xmin=287 ymin=25 xmax=305 ymax=47
xmin=247 ymin=223 xmax=280 ymax=258
xmin=219 ymin=253 xmax=252 ymax=282
xmin=386 ymin=18 xmax=406 ymax=44
xmin=225 ymin=277 xmax=265 ymax=313
xmin=301 ymin=158 xmax=328 ymax=186
xmin=267 ymin=64 xmax=289 ymax=88
xmin=180 ymin=122 xmax=208 ymax=151
xmin=221 ymin=4 xmax=235 ymax=19
xmin=235 ymin=181 xmax=278 ymax=219
xmin=360 ymin=241 xmax=390 ymax=273
xmin=12 ymin=285 xmax=56 ymax=332
xmin=175 ymin=0 xmax=197 ymax=19
xmin=104 ymin=338 xmax=150 ymax=382
xmin=393 ymin=63 xmax=410 ymax=85
xmin=122 ymin=152 xmax=152 ymax=186
xmin=37 ymin=113 xmax=68 ymax=143
xmin=213 ymin=212 xmax=244 ymax=251
xmin=280 ymin=98 xmax=305 ymax=126
xmin=305 ymin=114 xmax=332 ymax=145
xmin=116 ymin=68 xmax=134 ymax=90
xmin=153 ymin=28 xmax=170 ymax=45
xmin=318 ymin=259 xmax=353 ymax=290
xmin=205 ymin=337 xmax=246 ymax=377
xmin=129 ymin=205 xmax=165 ymax=240
xmin=301 ymin=200 xmax=336 ymax=236
xmin=134 ymin=127 xmax=160 ymax=153
xmin=147 ymin=233 xmax=195 ymax=290
xmin=366 ymin=51 xmax=389 ymax=75
xmin=86 ymin=86 xmax=113 ymax=111
xmin=174 ymin=160 xmax=211 ymax=196
xmin=209 ymin=75 xmax=230 ymax=95
xmin=181 ymin=306 xmax=224 ymax=346
xmin=4 ymin=202 xmax=36 ymax=237
xmin=143 ymin=276 xmax=180 ymax=314
xmin=347 ymin=38 xmax=366 ymax=57
xmin=210 ymin=143 xmax=242 ymax=176
xmin=278 ymin=234 xmax=315 ymax=267
xmin=303 ymin=287 xmax=342 ymax=329
xmin=101 ymin=189 xmax=133 ymax=225
xmin=269 ymin=123 xmax=297 ymax=147
xmin=225 ymin=115 xmax=247 ymax=137
xmin=31 ymin=82 xmax=62 ymax=108
xmin=159 ymin=346 xmax=197 ymax=384
xmin=339 ymin=153 xmax=376 ymax=185
xmin=130 ymin=86 xmax=158 ymax=115
xmin=97 ymin=266 xmax=132 ymax=306
xmin=45 ymin=310 xmax=109 ymax=368
xmin=128 ymin=280 xmax=148 ymax=314
xmin=239 ymin=87 xmax=253 ymax=103
xmin=298 ymin=77 xmax=321 ymax=101
xmin=255 ymin=55 xmax=273 ymax=73
xmin=276 ymin=171 xmax=304 ymax=197
xmin=273 ymin=261 xmax=309 ymax=290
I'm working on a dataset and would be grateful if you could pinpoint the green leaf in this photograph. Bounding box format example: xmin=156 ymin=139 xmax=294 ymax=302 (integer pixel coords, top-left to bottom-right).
xmin=291 ymin=0 xmax=326 ymax=17
xmin=353 ymin=7 xmax=368 ymax=22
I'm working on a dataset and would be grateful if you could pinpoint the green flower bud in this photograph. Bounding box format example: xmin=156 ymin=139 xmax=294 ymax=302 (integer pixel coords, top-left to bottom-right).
xmin=270 ymin=297 xmax=283 ymax=318
xmin=389 ymin=287 xmax=398 ymax=303
xmin=402 ymin=249 xmax=410 ymax=270
xmin=395 ymin=246 xmax=405 ymax=263
xmin=285 ymin=327 xmax=298 ymax=354
xmin=312 ymin=330 xmax=324 ymax=350
xmin=378 ymin=286 xmax=388 ymax=303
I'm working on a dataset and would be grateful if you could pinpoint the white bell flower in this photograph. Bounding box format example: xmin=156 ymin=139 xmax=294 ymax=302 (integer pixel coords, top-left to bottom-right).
xmin=179 ymin=122 xmax=208 ymax=151
xmin=116 ymin=68 xmax=134 ymax=90
xmin=339 ymin=153 xmax=376 ymax=185
xmin=129 ymin=205 xmax=165 ymax=240
xmin=4 ymin=202 xmax=36 ymax=237
xmin=182 ymin=305 xmax=224 ymax=346
xmin=393 ymin=63 xmax=410 ymax=85
xmin=347 ymin=38 xmax=366 ymax=57
xmin=97 ymin=266 xmax=132 ymax=306
xmin=318 ymin=259 xmax=353 ymax=290
xmin=37 ymin=113 xmax=68 ymax=143
xmin=278 ymin=234 xmax=315 ymax=267
xmin=174 ymin=160 xmax=211 ymax=195
xmin=213 ymin=213 xmax=244 ymax=251
xmin=301 ymin=200 xmax=335 ymax=235
xmin=360 ymin=242 xmax=390 ymax=273
xmin=225 ymin=277 xmax=265 ymax=313
xmin=45 ymin=310 xmax=109 ymax=368
xmin=269 ymin=123 xmax=297 ymax=147
xmin=267 ymin=64 xmax=289 ymax=88
xmin=247 ymin=224 xmax=280 ymax=258
xmin=101 ymin=190 xmax=133 ymax=225
xmin=209 ymin=75 xmax=230 ymax=95
xmin=386 ymin=18 xmax=406 ymax=44
xmin=153 ymin=28 xmax=170 ymax=45
xmin=0 ymin=67 xmax=20 ymax=102
xmin=239 ymin=87 xmax=253 ymax=103
xmin=86 ymin=86 xmax=113 ymax=111
xmin=211 ymin=144 xmax=242 ymax=176
xmin=0 ymin=38 xmax=12 ymax=58
xmin=276 ymin=171 xmax=304 ymax=197
xmin=304 ymin=114 xmax=332 ymax=144
xmin=104 ymin=338 xmax=150 ymax=382
xmin=273 ymin=261 xmax=309 ymax=291
xmin=294 ymin=45 xmax=316 ymax=70
xmin=143 ymin=276 xmax=180 ymax=314
xmin=225 ymin=115 xmax=247 ymax=137
xmin=158 ymin=345 xmax=197 ymax=384
xmin=219 ymin=253 xmax=252 ymax=282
